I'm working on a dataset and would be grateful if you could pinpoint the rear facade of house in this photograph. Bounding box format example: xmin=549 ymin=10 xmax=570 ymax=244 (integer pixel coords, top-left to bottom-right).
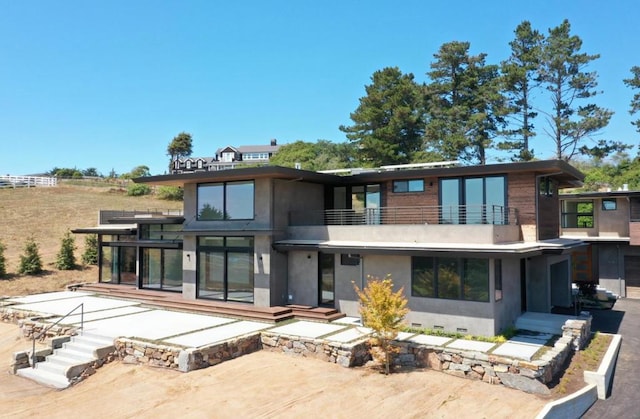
xmin=75 ymin=160 xmax=586 ymax=336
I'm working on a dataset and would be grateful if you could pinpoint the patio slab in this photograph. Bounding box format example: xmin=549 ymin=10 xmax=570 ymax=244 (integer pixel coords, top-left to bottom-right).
xmin=446 ymin=339 xmax=496 ymax=352
xmin=6 ymin=291 xmax=93 ymax=304
xmin=492 ymin=341 xmax=542 ymax=361
xmin=83 ymin=310 xmax=235 ymax=340
xmin=327 ymin=327 xmax=372 ymax=343
xmin=8 ymin=295 xmax=140 ymax=316
xmin=48 ymin=306 xmax=153 ymax=325
xmin=164 ymin=321 xmax=273 ymax=347
xmin=408 ymin=334 xmax=453 ymax=347
xmin=268 ymin=321 xmax=347 ymax=339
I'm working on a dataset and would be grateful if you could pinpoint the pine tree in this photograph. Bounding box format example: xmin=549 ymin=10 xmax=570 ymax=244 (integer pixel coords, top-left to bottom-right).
xmin=340 ymin=67 xmax=428 ymax=167
xmin=81 ymin=234 xmax=99 ymax=265
xmin=18 ymin=237 xmax=43 ymax=275
xmin=623 ymin=66 xmax=640 ymax=134
xmin=353 ymin=275 xmax=409 ymax=375
xmin=425 ymin=41 xmax=508 ymax=164
xmin=500 ymin=21 xmax=544 ymax=161
xmin=55 ymin=231 xmax=77 ymax=270
xmin=538 ymin=19 xmax=613 ymax=161
xmin=0 ymin=241 xmax=7 ymax=278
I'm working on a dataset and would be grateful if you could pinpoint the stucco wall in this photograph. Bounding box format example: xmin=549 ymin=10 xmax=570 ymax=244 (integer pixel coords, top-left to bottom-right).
xmin=287 ymin=224 xmax=520 ymax=244
xmin=597 ymin=197 xmax=629 ymax=237
xmin=288 ymin=251 xmax=319 ymax=306
xmin=528 ymin=256 xmax=549 ymax=312
xmin=493 ymin=257 xmax=523 ymax=334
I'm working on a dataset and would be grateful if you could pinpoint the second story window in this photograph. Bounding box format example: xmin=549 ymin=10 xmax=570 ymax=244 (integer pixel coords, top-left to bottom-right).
xmin=197 ymin=181 xmax=254 ymax=220
xmin=393 ymin=179 xmax=424 ymax=193
xmin=561 ymin=200 xmax=594 ymax=228
xmin=602 ymin=198 xmax=617 ymax=211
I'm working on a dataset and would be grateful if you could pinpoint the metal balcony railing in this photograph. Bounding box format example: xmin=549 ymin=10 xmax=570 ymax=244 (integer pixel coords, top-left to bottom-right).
xmin=99 ymin=209 xmax=184 ymax=225
xmin=289 ymin=205 xmax=518 ymax=226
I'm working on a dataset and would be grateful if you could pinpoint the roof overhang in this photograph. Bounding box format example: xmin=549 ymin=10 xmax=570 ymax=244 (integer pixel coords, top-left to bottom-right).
xmin=107 ymin=216 xmax=185 ymax=224
xmin=273 ymin=238 xmax=587 ymax=257
xmin=72 ymin=224 xmax=137 ymax=235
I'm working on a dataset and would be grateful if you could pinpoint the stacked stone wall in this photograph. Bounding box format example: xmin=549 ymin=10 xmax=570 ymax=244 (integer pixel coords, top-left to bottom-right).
xmin=260 ymin=332 xmax=371 ymax=367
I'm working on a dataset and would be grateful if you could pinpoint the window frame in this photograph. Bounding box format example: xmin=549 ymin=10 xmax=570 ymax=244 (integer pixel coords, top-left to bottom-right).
xmin=392 ymin=179 xmax=425 ymax=193
xmin=411 ymin=256 xmax=489 ymax=302
xmin=602 ymin=198 xmax=617 ymax=211
xmin=197 ymin=180 xmax=255 ymax=221
xmin=561 ymin=200 xmax=594 ymax=228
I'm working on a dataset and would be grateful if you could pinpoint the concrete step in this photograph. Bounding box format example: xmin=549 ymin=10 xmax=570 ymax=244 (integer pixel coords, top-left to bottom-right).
xmin=17 ymin=332 xmax=114 ymax=389
xmin=17 ymin=366 xmax=70 ymax=389
xmin=515 ymin=313 xmax=575 ymax=335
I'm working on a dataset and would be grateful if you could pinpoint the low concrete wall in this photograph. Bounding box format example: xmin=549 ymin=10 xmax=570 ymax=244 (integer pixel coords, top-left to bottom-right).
xmin=535 ymin=384 xmax=597 ymax=419
xmin=583 ymin=333 xmax=622 ymax=400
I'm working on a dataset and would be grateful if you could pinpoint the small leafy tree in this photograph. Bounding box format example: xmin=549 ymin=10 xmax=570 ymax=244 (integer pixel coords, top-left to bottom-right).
xmin=157 ymin=186 xmax=184 ymax=201
xmin=353 ymin=275 xmax=409 ymax=375
xmin=55 ymin=231 xmax=77 ymax=270
xmin=0 ymin=241 xmax=7 ymax=278
xmin=82 ymin=234 xmax=98 ymax=265
xmin=18 ymin=237 xmax=43 ymax=275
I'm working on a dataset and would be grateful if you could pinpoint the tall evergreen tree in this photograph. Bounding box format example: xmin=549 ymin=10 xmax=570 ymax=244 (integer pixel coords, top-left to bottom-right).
xmin=339 ymin=67 xmax=427 ymax=167
xmin=623 ymin=66 xmax=640 ymax=135
xmin=500 ymin=21 xmax=544 ymax=161
xmin=81 ymin=234 xmax=98 ymax=265
xmin=167 ymin=132 xmax=193 ymax=168
xmin=538 ymin=19 xmax=613 ymax=161
xmin=425 ymin=41 xmax=507 ymax=164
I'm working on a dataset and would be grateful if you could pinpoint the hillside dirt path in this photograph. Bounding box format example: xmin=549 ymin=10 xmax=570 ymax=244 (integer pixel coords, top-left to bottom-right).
xmin=0 ymin=322 xmax=549 ymax=419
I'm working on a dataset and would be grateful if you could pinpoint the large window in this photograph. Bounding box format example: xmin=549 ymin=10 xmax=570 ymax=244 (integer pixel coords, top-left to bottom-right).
xmin=561 ymin=200 xmax=594 ymax=228
xmin=412 ymin=256 xmax=489 ymax=302
xmin=197 ymin=236 xmax=254 ymax=303
xmin=142 ymin=248 xmax=182 ymax=292
xmin=197 ymin=181 xmax=254 ymax=220
xmin=439 ymin=175 xmax=507 ymax=225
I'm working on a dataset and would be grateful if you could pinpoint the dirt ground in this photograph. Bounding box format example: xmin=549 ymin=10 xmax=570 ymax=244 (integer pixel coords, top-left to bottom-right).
xmin=1 ymin=323 xmax=549 ymax=419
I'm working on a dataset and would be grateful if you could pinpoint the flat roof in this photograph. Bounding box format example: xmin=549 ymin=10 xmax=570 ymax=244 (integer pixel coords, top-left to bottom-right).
xmin=273 ymin=237 xmax=586 ymax=256
xmin=136 ymin=159 xmax=584 ymax=188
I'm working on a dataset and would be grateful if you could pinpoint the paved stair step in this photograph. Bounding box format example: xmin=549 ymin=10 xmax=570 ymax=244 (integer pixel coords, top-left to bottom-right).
xmin=17 ymin=366 xmax=70 ymax=389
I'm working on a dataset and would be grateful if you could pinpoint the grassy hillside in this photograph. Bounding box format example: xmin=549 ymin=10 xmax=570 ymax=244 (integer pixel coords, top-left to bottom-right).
xmin=0 ymin=183 xmax=182 ymax=295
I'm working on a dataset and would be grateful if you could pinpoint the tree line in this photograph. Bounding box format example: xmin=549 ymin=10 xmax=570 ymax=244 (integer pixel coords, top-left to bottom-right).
xmin=339 ymin=19 xmax=638 ymax=167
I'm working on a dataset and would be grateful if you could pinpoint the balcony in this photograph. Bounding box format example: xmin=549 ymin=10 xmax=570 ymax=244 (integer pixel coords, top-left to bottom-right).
xmin=289 ymin=205 xmax=518 ymax=227
xmin=287 ymin=205 xmax=520 ymax=245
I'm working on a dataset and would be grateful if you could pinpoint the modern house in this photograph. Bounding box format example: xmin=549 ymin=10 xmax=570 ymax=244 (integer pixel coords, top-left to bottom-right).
xmin=170 ymin=140 xmax=280 ymax=173
xmin=74 ymin=160 xmax=587 ymax=336
xmin=560 ymin=189 xmax=640 ymax=298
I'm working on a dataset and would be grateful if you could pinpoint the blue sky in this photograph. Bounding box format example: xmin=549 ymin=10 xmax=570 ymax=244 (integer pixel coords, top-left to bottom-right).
xmin=1 ymin=0 xmax=638 ymax=176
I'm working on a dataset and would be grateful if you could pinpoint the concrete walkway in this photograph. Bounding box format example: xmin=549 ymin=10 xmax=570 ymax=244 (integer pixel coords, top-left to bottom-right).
xmin=4 ymin=291 xmax=557 ymax=361
xmin=583 ymin=298 xmax=640 ymax=418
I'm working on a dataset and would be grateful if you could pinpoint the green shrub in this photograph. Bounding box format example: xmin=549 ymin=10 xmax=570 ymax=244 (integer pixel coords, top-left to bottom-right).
xmin=18 ymin=237 xmax=43 ymax=275
xmin=156 ymin=186 xmax=184 ymax=201
xmin=0 ymin=241 xmax=6 ymax=278
xmin=81 ymin=234 xmax=98 ymax=265
xmin=127 ymin=183 xmax=152 ymax=196
xmin=55 ymin=231 xmax=77 ymax=270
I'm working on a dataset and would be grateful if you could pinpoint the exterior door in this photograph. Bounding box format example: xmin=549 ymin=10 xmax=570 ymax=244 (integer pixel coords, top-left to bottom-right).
xmin=319 ymin=253 xmax=335 ymax=307
xmin=624 ymin=256 xmax=640 ymax=298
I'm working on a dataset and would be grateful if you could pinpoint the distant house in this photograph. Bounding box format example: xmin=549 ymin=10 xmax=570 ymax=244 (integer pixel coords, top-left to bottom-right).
xmin=560 ymin=189 xmax=640 ymax=298
xmin=171 ymin=139 xmax=280 ymax=173
xmin=75 ymin=160 xmax=588 ymax=337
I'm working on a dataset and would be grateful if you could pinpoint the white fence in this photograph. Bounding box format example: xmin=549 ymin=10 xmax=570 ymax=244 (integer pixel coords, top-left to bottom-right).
xmin=0 ymin=175 xmax=57 ymax=188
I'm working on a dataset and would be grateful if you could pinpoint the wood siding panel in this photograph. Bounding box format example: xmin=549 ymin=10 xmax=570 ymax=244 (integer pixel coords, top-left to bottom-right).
xmin=507 ymin=173 xmax=536 ymax=241
xmin=630 ymin=222 xmax=640 ymax=246
xmin=538 ymin=193 xmax=560 ymax=240
xmin=384 ymin=178 xmax=439 ymax=224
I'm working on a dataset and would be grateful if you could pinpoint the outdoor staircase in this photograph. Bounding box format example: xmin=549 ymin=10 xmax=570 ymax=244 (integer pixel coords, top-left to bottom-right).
xmin=17 ymin=332 xmax=115 ymax=389
xmin=514 ymin=312 xmax=577 ymax=335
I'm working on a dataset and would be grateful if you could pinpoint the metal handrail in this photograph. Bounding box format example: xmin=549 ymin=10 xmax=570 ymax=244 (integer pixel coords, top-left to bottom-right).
xmin=31 ymin=303 xmax=84 ymax=368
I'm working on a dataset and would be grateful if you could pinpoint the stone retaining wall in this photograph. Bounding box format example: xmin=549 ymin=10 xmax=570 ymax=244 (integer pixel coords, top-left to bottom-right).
xmin=114 ymin=334 xmax=262 ymax=372
xmin=260 ymin=332 xmax=371 ymax=367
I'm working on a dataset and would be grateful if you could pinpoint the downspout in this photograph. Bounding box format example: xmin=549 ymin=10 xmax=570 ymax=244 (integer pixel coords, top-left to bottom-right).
xmin=617 ymin=244 xmax=622 ymax=298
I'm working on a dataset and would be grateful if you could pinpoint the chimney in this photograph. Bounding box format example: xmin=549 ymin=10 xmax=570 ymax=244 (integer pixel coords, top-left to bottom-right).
xmin=270 ymin=139 xmax=277 ymax=146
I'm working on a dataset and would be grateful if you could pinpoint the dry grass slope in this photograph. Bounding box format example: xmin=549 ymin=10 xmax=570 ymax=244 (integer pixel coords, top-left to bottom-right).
xmin=0 ymin=183 xmax=182 ymax=295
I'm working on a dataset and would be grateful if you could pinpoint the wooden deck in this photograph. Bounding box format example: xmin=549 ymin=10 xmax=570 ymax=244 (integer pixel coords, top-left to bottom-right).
xmin=70 ymin=283 xmax=345 ymax=323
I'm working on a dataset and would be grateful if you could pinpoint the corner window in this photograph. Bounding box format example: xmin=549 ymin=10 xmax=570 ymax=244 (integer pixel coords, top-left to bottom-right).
xmin=197 ymin=181 xmax=254 ymax=220
xmin=411 ymin=256 xmax=489 ymax=302
xmin=393 ymin=179 xmax=424 ymax=193
xmin=561 ymin=200 xmax=594 ymax=228
xmin=602 ymin=199 xmax=617 ymax=211
xmin=494 ymin=259 xmax=502 ymax=301
xmin=539 ymin=177 xmax=555 ymax=196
